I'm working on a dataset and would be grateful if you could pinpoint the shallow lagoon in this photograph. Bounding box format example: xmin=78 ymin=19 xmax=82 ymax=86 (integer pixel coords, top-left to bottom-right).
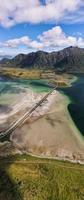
xmin=0 ymin=78 xmax=50 ymax=105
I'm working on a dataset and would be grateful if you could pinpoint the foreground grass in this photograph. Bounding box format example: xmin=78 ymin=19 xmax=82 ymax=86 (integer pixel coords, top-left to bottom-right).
xmin=0 ymin=154 xmax=84 ymax=200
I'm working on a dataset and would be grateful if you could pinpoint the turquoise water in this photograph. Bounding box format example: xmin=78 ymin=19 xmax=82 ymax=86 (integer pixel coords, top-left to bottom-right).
xmin=0 ymin=78 xmax=50 ymax=96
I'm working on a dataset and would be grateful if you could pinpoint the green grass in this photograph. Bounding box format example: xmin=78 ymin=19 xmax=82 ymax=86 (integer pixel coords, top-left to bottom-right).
xmin=0 ymin=154 xmax=84 ymax=200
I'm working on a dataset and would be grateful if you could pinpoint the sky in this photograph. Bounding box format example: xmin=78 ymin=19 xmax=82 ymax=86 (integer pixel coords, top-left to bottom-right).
xmin=0 ymin=0 xmax=84 ymax=58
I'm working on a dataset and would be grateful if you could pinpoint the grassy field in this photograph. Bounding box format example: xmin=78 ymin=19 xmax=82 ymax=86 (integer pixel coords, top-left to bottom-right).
xmin=0 ymin=67 xmax=50 ymax=79
xmin=0 ymin=154 xmax=84 ymax=200
xmin=0 ymin=67 xmax=71 ymax=84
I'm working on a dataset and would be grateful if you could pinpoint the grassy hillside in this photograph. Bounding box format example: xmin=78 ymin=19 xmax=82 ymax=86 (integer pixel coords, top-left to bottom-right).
xmin=0 ymin=155 xmax=84 ymax=200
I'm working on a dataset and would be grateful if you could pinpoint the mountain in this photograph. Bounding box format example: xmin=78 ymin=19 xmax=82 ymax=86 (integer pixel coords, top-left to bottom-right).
xmin=0 ymin=58 xmax=11 ymax=64
xmin=0 ymin=55 xmax=12 ymax=61
xmin=0 ymin=46 xmax=84 ymax=73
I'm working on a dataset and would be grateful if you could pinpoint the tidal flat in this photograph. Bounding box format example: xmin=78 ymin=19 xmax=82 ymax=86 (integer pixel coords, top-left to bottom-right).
xmin=0 ymin=76 xmax=84 ymax=163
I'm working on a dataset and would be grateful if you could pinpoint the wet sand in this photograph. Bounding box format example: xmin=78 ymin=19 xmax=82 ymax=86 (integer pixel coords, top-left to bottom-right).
xmin=10 ymin=90 xmax=84 ymax=163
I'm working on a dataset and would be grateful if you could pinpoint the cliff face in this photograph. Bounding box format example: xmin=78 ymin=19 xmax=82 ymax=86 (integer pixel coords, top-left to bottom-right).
xmin=0 ymin=46 xmax=84 ymax=73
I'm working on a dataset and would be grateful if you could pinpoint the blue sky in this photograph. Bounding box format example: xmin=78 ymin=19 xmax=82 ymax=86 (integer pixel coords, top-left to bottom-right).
xmin=0 ymin=23 xmax=84 ymax=41
xmin=0 ymin=0 xmax=84 ymax=57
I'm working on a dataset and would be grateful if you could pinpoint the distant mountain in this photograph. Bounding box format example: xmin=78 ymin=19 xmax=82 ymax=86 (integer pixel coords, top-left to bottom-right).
xmin=0 ymin=55 xmax=12 ymax=61
xmin=0 ymin=46 xmax=84 ymax=73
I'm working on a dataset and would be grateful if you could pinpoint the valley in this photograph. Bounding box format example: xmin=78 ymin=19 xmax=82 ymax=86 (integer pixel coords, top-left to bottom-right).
xmin=0 ymin=0 xmax=84 ymax=199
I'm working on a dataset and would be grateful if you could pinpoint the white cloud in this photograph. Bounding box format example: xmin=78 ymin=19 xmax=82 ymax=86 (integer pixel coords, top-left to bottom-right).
xmin=38 ymin=26 xmax=84 ymax=49
xmin=0 ymin=0 xmax=83 ymax=27
xmin=1 ymin=36 xmax=43 ymax=50
xmin=1 ymin=26 xmax=84 ymax=52
xmin=4 ymin=36 xmax=31 ymax=48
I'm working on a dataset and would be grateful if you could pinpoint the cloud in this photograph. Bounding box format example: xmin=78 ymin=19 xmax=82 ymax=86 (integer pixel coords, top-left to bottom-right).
xmin=4 ymin=36 xmax=31 ymax=48
xmin=0 ymin=0 xmax=84 ymax=27
xmin=2 ymin=36 xmax=43 ymax=49
xmin=38 ymin=26 xmax=84 ymax=49
xmin=1 ymin=26 xmax=84 ymax=52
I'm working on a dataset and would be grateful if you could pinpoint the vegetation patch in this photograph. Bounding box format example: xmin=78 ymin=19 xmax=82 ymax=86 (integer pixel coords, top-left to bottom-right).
xmin=0 ymin=155 xmax=84 ymax=200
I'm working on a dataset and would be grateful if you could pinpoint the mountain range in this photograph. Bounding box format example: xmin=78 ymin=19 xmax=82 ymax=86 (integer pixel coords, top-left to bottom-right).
xmin=0 ymin=46 xmax=84 ymax=73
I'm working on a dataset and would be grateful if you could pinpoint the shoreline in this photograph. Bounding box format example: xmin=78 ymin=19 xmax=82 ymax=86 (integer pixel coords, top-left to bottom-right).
xmin=59 ymin=91 xmax=84 ymax=145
